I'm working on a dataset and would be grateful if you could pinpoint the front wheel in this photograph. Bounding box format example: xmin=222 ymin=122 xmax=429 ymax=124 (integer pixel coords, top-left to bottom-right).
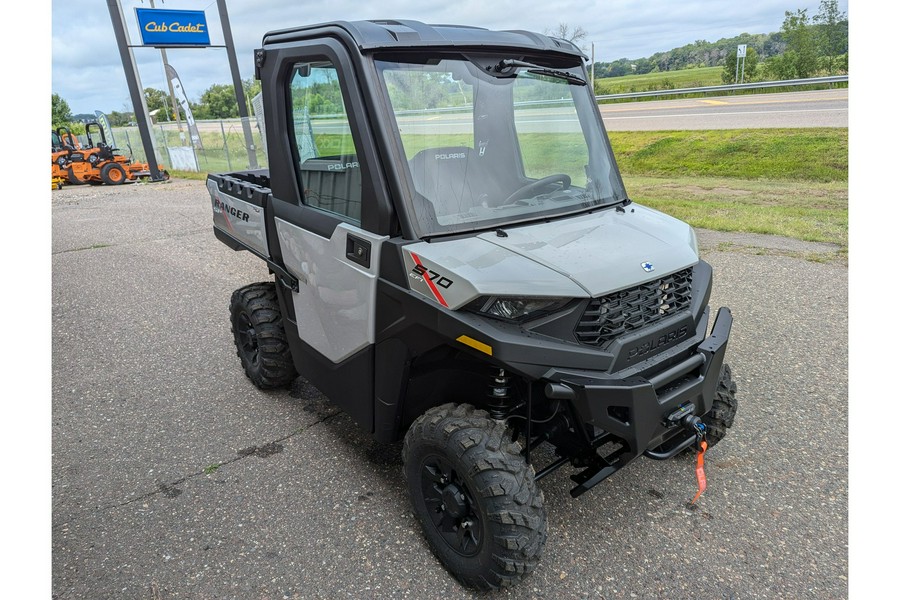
xmin=100 ymin=162 xmax=127 ymax=185
xmin=403 ymin=403 xmax=547 ymax=590
xmin=229 ymin=282 xmax=297 ymax=389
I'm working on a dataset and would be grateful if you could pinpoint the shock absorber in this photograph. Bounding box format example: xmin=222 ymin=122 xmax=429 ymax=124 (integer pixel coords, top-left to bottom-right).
xmin=487 ymin=368 xmax=513 ymax=419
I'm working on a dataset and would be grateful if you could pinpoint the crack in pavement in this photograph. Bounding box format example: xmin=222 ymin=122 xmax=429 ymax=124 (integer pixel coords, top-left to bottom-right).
xmin=52 ymin=228 xmax=210 ymax=255
xmin=53 ymin=244 xmax=114 ymax=255
xmin=52 ymin=409 xmax=343 ymax=529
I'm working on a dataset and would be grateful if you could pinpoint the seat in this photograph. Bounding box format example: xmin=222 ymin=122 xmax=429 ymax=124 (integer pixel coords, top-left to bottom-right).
xmin=299 ymin=154 xmax=362 ymax=222
xmin=407 ymin=146 xmax=486 ymax=218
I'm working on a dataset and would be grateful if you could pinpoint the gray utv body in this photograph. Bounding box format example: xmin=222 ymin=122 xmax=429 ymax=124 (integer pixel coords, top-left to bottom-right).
xmin=209 ymin=19 xmax=737 ymax=590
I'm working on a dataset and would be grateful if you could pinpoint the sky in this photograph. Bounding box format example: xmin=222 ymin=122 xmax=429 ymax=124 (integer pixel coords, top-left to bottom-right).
xmin=51 ymin=0 xmax=848 ymax=115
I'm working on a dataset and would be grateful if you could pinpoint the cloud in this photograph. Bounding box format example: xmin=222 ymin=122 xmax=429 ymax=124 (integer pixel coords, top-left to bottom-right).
xmin=51 ymin=0 xmax=847 ymax=114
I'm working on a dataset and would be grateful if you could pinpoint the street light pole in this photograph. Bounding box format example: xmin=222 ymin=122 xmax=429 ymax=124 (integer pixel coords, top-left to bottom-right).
xmin=146 ymin=0 xmax=183 ymax=132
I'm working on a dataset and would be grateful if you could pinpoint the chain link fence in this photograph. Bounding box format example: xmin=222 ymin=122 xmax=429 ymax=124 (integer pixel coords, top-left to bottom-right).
xmin=110 ymin=117 xmax=269 ymax=173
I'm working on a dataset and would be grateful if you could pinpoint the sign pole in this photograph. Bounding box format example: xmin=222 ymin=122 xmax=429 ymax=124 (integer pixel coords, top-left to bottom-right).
xmin=146 ymin=0 xmax=183 ymax=133
xmin=217 ymin=0 xmax=258 ymax=170
xmin=736 ymin=44 xmax=748 ymax=85
xmin=106 ymin=0 xmax=163 ymax=180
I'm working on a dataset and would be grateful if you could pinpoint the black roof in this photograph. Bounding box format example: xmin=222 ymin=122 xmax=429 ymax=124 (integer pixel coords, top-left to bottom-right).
xmin=262 ymin=19 xmax=586 ymax=59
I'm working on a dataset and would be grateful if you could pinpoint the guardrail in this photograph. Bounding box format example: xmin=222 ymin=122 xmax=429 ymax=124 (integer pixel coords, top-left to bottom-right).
xmin=594 ymin=75 xmax=848 ymax=102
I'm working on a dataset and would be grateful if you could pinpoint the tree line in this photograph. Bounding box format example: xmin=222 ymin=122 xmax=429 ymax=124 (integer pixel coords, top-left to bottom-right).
xmin=593 ymin=0 xmax=847 ymax=83
xmin=51 ymin=77 xmax=263 ymax=130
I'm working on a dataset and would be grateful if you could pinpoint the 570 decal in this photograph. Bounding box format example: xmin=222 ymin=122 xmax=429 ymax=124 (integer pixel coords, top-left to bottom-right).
xmin=411 ymin=264 xmax=454 ymax=289
xmin=409 ymin=252 xmax=454 ymax=308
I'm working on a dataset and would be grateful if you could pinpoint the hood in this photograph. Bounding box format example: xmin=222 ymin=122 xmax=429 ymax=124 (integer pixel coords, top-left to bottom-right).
xmin=476 ymin=204 xmax=699 ymax=297
xmin=402 ymin=204 xmax=698 ymax=309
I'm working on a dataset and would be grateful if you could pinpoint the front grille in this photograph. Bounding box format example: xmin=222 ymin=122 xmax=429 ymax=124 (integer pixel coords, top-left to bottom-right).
xmin=575 ymin=268 xmax=693 ymax=346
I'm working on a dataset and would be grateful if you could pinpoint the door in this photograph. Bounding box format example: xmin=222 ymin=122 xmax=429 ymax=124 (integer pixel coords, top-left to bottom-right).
xmin=262 ymin=39 xmax=392 ymax=429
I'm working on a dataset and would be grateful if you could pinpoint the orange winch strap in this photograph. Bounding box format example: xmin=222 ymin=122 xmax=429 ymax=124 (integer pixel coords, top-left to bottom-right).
xmin=691 ymin=440 xmax=708 ymax=504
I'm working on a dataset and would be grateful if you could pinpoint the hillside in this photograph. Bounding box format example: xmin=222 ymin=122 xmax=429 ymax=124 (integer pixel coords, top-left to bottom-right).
xmin=592 ymin=21 xmax=847 ymax=78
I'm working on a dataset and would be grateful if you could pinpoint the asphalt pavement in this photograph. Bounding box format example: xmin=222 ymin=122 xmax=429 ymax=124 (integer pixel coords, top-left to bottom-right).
xmin=309 ymin=89 xmax=848 ymax=137
xmin=600 ymin=89 xmax=848 ymax=130
xmin=52 ymin=179 xmax=848 ymax=599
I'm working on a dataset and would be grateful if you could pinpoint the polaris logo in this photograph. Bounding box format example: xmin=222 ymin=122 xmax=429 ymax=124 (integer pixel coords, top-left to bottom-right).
xmin=434 ymin=153 xmax=466 ymax=160
xmin=626 ymin=325 xmax=689 ymax=361
xmin=327 ymin=161 xmax=359 ymax=171
xmin=641 ymin=262 xmax=654 ymax=272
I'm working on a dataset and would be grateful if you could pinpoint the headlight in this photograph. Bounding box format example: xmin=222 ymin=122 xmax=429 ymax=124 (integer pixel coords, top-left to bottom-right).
xmin=466 ymin=296 xmax=570 ymax=321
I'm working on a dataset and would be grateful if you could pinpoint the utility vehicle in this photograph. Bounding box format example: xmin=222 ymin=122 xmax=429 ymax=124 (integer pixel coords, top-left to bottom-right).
xmin=208 ymin=20 xmax=737 ymax=590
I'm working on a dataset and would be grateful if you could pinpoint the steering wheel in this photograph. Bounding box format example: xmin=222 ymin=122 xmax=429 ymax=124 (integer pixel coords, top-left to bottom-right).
xmin=501 ymin=174 xmax=571 ymax=205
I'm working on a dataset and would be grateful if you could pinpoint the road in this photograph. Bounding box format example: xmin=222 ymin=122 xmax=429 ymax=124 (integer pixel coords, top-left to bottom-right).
xmin=599 ymin=89 xmax=848 ymax=130
xmin=52 ymin=180 xmax=847 ymax=599
xmin=189 ymin=89 xmax=847 ymax=141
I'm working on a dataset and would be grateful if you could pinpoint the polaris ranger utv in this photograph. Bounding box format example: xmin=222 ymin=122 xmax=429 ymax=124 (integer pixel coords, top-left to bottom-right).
xmin=208 ymin=20 xmax=737 ymax=590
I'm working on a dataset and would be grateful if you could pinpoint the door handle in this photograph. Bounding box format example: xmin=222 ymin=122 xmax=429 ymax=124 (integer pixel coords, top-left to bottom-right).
xmin=346 ymin=234 xmax=371 ymax=268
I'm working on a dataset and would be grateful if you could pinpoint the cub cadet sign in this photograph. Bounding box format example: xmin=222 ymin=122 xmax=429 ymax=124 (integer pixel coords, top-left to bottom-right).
xmin=135 ymin=8 xmax=211 ymax=47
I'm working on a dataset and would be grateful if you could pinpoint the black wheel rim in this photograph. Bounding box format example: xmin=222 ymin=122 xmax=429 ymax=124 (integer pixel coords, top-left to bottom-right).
xmin=420 ymin=454 xmax=483 ymax=556
xmin=236 ymin=312 xmax=259 ymax=366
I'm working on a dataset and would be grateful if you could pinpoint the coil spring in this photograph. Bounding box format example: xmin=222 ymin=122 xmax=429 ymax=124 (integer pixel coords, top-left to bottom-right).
xmin=487 ymin=368 xmax=513 ymax=419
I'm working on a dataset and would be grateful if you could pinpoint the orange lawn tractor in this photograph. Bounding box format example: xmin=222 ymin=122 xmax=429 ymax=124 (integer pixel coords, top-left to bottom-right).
xmin=63 ymin=123 xmax=169 ymax=185
xmin=54 ymin=126 xmax=107 ymax=185
xmin=52 ymin=131 xmax=66 ymax=189
xmin=52 ymin=128 xmax=84 ymax=186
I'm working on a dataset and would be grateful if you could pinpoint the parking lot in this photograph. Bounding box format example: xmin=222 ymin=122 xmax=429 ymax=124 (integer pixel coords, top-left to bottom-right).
xmin=52 ymin=179 xmax=847 ymax=599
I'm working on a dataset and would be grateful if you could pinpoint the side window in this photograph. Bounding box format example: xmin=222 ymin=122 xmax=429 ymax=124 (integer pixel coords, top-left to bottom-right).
xmin=288 ymin=61 xmax=362 ymax=222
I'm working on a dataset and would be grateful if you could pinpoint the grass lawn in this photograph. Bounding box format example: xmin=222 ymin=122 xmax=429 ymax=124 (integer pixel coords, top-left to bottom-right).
xmin=608 ymin=129 xmax=847 ymax=183
xmin=624 ymin=175 xmax=847 ymax=248
xmin=596 ymin=67 xmax=723 ymax=95
xmin=608 ymin=128 xmax=848 ymax=251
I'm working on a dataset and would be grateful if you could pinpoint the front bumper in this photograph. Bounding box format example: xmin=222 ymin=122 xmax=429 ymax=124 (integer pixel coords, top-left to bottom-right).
xmin=551 ymin=306 xmax=733 ymax=462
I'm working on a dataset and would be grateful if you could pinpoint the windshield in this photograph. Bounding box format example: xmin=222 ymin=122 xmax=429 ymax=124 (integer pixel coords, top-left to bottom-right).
xmin=375 ymin=54 xmax=627 ymax=237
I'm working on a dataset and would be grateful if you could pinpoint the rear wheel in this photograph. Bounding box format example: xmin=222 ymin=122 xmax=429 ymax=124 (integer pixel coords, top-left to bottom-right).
xmin=702 ymin=363 xmax=737 ymax=447
xmin=66 ymin=168 xmax=84 ymax=185
xmin=100 ymin=162 xmax=127 ymax=185
xmin=403 ymin=403 xmax=546 ymax=590
xmin=229 ymin=282 xmax=297 ymax=389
